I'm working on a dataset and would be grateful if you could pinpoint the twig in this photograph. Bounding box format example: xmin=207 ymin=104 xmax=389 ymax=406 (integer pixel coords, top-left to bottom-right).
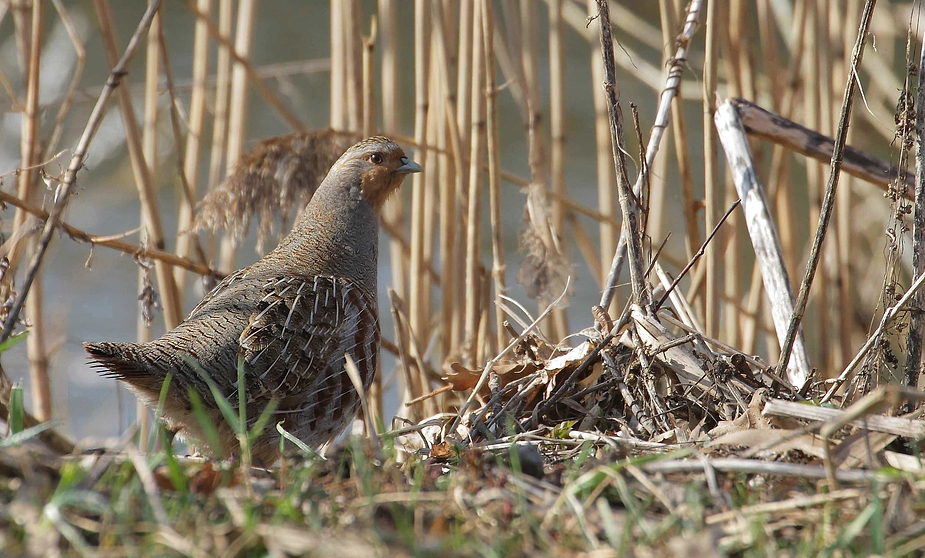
xmin=599 ymin=0 xmax=705 ymax=310
xmin=0 ymin=0 xmax=164 ymax=346
xmin=776 ymin=0 xmax=878 ymax=380
xmin=654 ymin=199 xmax=740 ymax=312
xmin=450 ymin=278 xmax=571 ymax=438
xmin=821 ymin=268 xmax=925 ymax=403
xmin=594 ymin=0 xmax=648 ymax=308
xmin=0 ymin=189 xmax=216 ymax=277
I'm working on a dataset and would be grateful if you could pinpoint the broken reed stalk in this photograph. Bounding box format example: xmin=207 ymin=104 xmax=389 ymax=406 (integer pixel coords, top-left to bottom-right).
xmin=714 ymin=101 xmax=810 ymax=389
xmin=174 ymin=0 xmax=212 ymax=292
xmin=481 ymin=0 xmax=507 ymax=355
xmin=0 ymin=1 xmax=163 ymax=368
xmin=902 ymin=23 xmax=925 ymax=406
xmin=776 ymin=0 xmax=878 ymax=384
xmin=218 ymin=0 xmax=256 ymax=274
xmin=598 ymin=0 xmax=704 ymax=312
xmin=594 ymin=0 xmax=648 ymax=308
xmin=95 ymin=0 xmax=182 ymax=329
xmin=463 ymin=0 xmax=485 ymax=367
xmin=138 ymin=9 xmax=161 ymax=443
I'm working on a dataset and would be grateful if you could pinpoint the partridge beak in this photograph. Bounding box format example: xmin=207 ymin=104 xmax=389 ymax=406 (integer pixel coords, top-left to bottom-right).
xmin=396 ymin=157 xmax=422 ymax=174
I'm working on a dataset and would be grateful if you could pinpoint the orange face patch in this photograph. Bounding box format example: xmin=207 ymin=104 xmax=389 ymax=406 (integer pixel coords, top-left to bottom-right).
xmin=359 ymin=163 xmax=403 ymax=208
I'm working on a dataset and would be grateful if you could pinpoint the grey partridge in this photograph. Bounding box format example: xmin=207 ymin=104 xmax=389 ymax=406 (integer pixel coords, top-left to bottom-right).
xmin=85 ymin=136 xmax=420 ymax=462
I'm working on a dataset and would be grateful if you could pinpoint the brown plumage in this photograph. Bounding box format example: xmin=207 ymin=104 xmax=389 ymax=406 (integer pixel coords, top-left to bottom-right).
xmin=85 ymin=136 xmax=421 ymax=463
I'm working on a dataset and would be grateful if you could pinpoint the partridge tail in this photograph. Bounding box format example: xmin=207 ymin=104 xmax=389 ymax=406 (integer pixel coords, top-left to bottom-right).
xmin=84 ymin=341 xmax=163 ymax=394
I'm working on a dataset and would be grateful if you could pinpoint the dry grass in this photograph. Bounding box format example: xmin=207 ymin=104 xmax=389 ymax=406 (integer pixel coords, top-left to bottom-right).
xmin=1 ymin=0 xmax=925 ymax=555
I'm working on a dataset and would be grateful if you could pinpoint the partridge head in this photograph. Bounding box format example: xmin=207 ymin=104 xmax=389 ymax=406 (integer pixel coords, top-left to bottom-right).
xmin=84 ymin=136 xmax=420 ymax=463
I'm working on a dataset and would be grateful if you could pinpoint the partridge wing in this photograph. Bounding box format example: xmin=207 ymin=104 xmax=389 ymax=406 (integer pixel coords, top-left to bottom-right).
xmin=187 ymin=267 xmax=250 ymax=320
xmin=237 ymin=275 xmax=379 ymax=411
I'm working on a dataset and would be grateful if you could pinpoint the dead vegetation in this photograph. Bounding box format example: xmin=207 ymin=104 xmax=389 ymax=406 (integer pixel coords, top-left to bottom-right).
xmin=1 ymin=0 xmax=925 ymax=556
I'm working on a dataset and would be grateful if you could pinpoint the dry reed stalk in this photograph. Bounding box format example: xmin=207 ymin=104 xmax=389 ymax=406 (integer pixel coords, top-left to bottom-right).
xmin=836 ymin=0 xmax=860 ymax=371
xmin=815 ymin=0 xmax=835 ymax=371
xmin=174 ymin=0 xmax=212 ymax=291
xmin=8 ymin=0 xmax=50 ymax=421
xmin=599 ymin=0 xmax=705 ymax=314
xmin=799 ymin=0 xmax=831 ymax=372
xmin=206 ymin=0 xmax=233 ymax=217
xmin=408 ymin=0 xmax=431 ymax=360
xmin=586 ymin=0 xmax=617 ymax=298
xmin=702 ymin=0 xmax=720 ymax=339
xmin=453 ymin=1 xmax=475 ymax=353
xmin=777 ymin=0 xmax=878 ymax=384
xmin=183 ymin=3 xmax=304 ymax=134
xmin=361 ymin=16 xmax=382 ymax=424
xmin=567 ymin=214 xmax=603 ymax=283
xmin=463 ymin=0 xmax=485 ymax=367
xmin=718 ymin=1 xmax=749 ymax=348
xmin=903 ymin=14 xmax=925 ymax=400
xmin=344 ymin=0 xmax=363 ymax=133
xmin=658 ymin=0 xmax=698 ymax=261
xmin=548 ymin=0 xmax=568 ymax=340
xmin=136 ymin=9 xmax=162 ymax=444
xmin=715 ymin=101 xmax=811 ymax=387
xmin=0 ymin=0 xmax=164 ymax=352
xmin=0 ymin=190 xmax=214 ymax=276
xmin=94 ymin=0 xmax=182 ymax=330
xmin=481 ymin=0 xmax=506 ymax=354
xmin=362 ymin=20 xmax=376 ymax=139
xmin=330 ymin=0 xmax=345 ymax=130
xmin=430 ymin=0 xmax=461 ymax=358
xmin=46 ymin=0 xmax=86 ymax=156
xmin=595 ymin=0 xmax=649 ymax=308
xmin=416 ymin=64 xmax=440 ymax=418
xmin=218 ymin=0 xmax=256 ymax=274
xmin=740 ymin=0 xmax=787 ymax=357
xmin=378 ymin=0 xmax=408 ymax=337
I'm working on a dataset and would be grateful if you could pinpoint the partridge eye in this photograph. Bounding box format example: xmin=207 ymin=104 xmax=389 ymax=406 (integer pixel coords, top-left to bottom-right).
xmin=370 ymin=152 xmax=384 ymax=165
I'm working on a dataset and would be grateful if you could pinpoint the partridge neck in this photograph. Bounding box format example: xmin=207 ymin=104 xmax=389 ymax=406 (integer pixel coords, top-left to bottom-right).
xmin=262 ymin=188 xmax=380 ymax=298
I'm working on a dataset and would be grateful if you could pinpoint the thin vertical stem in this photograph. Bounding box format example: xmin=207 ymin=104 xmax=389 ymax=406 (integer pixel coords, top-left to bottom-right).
xmin=94 ymin=0 xmax=182 ymax=329
xmin=776 ymin=0 xmax=878 ymax=385
xmin=174 ymin=0 xmax=211 ymax=290
xmin=588 ymin=0 xmax=616 ymax=299
xmin=15 ymin=0 xmax=49 ymax=421
xmin=463 ymin=0 xmax=485 ymax=366
xmin=330 ymin=0 xmax=345 ymax=130
xmin=482 ymin=0 xmax=506 ymax=352
xmin=218 ymin=0 xmax=256 ymax=273
xmin=345 ymin=0 xmax=363 ymax=133
xmin=702 ymin=0 xmax=720 ymax=338
xmin=409 ymin=0 xmax=430 ymax=354
xmin=137 ymin=6 xmax=162 ymax=445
